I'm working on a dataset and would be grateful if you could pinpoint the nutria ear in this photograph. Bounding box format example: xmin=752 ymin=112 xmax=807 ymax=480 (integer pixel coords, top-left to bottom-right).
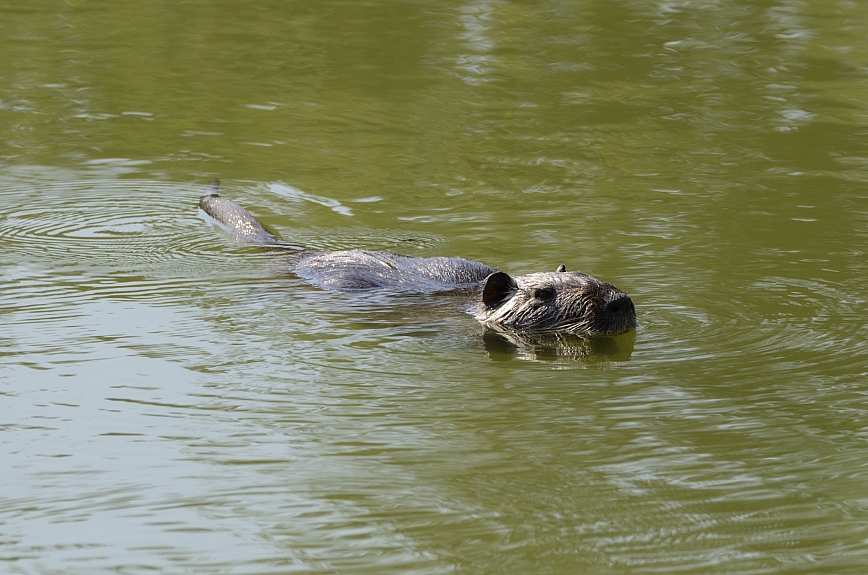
xmin=556 ymin=264 xmax=566 ymax=272
xmin=482 ymin=272 xmax=517 ymax=308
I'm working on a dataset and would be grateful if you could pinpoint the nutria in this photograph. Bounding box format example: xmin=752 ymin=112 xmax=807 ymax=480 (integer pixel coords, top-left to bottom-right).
xmin=198 ymin=181 xmax=636 ymax=335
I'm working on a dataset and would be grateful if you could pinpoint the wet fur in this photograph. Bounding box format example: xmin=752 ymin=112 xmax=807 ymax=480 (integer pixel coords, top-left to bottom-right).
xmin=199 ymin=181 xmax=636 ymax=335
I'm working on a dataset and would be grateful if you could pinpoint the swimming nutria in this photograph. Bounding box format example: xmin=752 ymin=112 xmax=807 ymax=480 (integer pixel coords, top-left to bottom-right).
xmin=198 ymin=181 xmax=636 ymax=335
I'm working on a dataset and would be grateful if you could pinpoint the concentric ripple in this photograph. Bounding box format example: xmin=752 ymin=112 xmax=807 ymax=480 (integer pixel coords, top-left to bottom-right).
xmin=631 ymin=270 xmax=868 ymax=392
xmin=0 ymin=178 xmax=223 ymax=266
xmin=0 ymin=176 xmax=281 ymax=317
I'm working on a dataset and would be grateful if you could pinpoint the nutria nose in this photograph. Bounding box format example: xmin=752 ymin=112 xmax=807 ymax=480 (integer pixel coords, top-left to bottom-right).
xmin=605 ymin=294 xmax=634 ymax=316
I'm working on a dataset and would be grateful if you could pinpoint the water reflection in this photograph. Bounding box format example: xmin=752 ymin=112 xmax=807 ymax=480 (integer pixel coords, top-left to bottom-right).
xmin=483 ymin=327 xmax=635 ymax=364
xmin=454 ymin=0 xmax=500 ymax=84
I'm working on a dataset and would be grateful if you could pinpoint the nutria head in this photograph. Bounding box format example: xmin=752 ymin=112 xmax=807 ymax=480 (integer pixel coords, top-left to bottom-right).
xmin=473 ymin=268 xmax=637 ymax=335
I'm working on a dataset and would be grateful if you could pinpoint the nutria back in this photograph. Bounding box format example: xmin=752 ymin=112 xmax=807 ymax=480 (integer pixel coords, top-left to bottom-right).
xmin=295 ymin=250 xmax=497 ymax=292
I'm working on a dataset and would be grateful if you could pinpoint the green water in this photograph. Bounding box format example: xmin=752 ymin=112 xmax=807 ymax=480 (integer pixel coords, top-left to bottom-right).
xmin=2 ymin=1 xmax=868 ymax=573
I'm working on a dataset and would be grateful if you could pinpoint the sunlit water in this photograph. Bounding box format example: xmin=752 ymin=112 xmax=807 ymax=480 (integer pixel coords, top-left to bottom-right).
xmin=3 ymin=1 xmax=868 ymax=574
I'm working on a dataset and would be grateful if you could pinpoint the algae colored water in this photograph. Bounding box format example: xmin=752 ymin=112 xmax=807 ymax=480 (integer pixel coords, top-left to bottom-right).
xmin=2 ymin=1 xmax=868 ymax=574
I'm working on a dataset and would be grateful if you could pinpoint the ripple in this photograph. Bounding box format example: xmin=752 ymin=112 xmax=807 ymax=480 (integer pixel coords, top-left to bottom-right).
xmin=632 ymin=272 xmax=868 ymax=388
xmin=0 ymin=179 xmax=223 ymax=267
xmin=0 ymin=176 xmax=281 ymax=317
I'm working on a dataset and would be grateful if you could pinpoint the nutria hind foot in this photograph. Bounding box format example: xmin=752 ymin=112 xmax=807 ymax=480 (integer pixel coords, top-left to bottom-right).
xmin=198 ymin=180 xmax=290 ymax=248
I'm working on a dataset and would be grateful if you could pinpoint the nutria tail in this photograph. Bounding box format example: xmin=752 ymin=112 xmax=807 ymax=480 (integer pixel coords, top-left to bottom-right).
xmin=198 ymin=181 xmax=298 ymax=249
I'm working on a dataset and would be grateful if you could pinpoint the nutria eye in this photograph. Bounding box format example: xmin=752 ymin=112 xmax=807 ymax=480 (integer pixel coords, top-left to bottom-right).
xmin=532 ymin=288 xmax=555 ymax=300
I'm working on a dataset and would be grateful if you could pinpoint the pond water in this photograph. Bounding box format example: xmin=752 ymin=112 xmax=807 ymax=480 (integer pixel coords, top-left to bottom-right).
xmin=2 ymin=1 xmax=868 ymax=573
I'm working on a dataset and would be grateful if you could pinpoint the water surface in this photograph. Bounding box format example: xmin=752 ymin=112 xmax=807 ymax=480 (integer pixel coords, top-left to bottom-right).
xmin=2 ymin=1 xmax=868 ymax=573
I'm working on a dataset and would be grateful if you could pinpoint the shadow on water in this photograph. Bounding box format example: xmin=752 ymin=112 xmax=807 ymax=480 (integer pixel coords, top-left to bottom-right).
xmin=483 ymin=326 xmax=635 ymax=364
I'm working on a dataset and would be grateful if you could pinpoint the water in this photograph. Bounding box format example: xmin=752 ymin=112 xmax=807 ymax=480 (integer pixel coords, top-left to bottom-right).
xmin=2 ymin=1 xmax=868 ymax=573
